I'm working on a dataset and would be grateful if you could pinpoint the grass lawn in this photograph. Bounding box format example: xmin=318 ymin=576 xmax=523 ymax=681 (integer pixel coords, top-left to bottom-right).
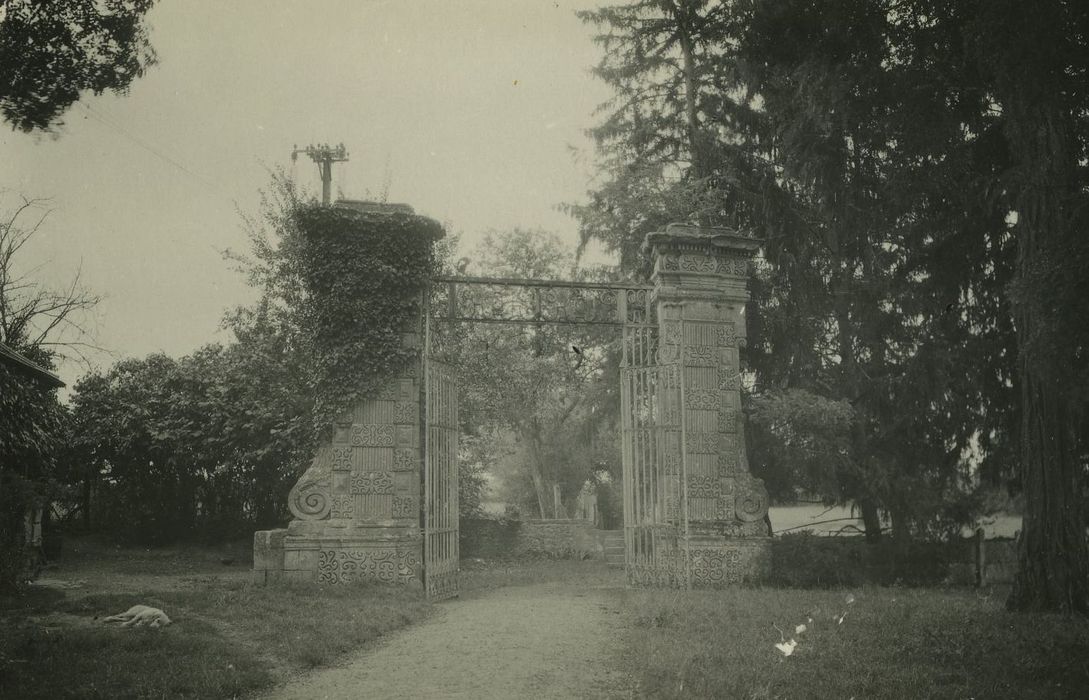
xmin=615 ymin=584 xmax=1089 ymax=699
xmin=6 ymin=538 xmax=1087 ymax=699
xmin=0 ymin=535 xmax=432 ymax=699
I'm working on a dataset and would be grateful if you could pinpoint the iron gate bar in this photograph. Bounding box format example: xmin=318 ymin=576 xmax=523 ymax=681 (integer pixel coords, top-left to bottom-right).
xmin=620 ymin=316 xmax=691 ymax=589
xmin=432 ymin=275 xmax=655 ymax=289
xmin=423 ymin=292 xmax=460 ymax=601
xmin=679 ymin=357 xmax=692 ymax=589
xmin=430 ymin=275 xmax=653 ymax=326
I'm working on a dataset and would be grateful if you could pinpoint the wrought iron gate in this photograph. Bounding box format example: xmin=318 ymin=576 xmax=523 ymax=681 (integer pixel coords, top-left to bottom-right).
xmin=423 ymin=354 xmax=459 ymax=600
xmin=621 ymin=315 xmax=691 ymax=588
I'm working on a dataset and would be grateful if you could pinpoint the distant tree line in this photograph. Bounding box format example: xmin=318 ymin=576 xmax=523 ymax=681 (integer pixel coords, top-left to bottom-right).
xmin=66 ymin=341 xmax=311 ymax=543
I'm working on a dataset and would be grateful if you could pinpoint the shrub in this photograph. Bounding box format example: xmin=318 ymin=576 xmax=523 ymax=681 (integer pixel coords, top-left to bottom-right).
xmin=769 ymin=532 xmax=864 ymax=588
xmin=769 ymin=532 xmax=961 ymax=588
xmin=459 ymin=516 xmax=522 ymax=560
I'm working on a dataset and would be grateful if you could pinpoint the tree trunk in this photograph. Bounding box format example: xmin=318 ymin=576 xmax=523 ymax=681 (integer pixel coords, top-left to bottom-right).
xmin=81 ymin=466 xmax=93 ymax=530
xmin=889 ymin=506 xmax=912 ymax=578
xmin=991 ymin=0 xmax=1089 ymax=612
xmin=526 ymin=435 xmax=549 ymax=519
xmin=1007 ymin=361 xmax=1088 ymax=612
xmin=253 ymin=460 xmax=280 ymax=528
xmin=859 ymin=498 xmax=882 ymax=542
xmin=1005 ymin=133 xmax=1088 ymax=611
xmin=836 ymin=288 xmax=883 ymax=542
xmin=677 ymin=17 xmax=703 ymax=181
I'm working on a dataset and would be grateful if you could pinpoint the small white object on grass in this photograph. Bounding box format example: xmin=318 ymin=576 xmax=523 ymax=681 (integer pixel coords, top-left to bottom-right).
xmin=795 ymin=623 xmax=807 ymax=635
xmin=774 ymin=639 xmax=798 ymax=657
xmin=102 ymin=604 xmax=172 ymax=629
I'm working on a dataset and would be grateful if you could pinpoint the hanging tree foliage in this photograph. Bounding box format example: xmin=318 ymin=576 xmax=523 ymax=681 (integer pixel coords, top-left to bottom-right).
xmin=0 ymin=0 xmax=158 ymax=132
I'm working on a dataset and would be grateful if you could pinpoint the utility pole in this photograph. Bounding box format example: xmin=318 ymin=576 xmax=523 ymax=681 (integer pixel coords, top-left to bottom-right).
xmin=292 ymin=143 xmax=349 ymax=205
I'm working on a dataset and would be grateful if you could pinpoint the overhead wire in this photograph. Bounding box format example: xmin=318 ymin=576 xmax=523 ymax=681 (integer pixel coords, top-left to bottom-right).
xmin=78 ymin=103 xmax=230 ymax=201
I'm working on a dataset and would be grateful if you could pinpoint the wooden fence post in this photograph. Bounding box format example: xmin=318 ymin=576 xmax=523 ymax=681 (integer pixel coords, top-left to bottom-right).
xmin=974 ymin=527 xmax=986 ymax=587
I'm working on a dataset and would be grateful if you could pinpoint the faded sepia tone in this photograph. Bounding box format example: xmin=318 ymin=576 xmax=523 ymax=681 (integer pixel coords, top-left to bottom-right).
xmin=3 ymin=2 xmax=1088 ymax=699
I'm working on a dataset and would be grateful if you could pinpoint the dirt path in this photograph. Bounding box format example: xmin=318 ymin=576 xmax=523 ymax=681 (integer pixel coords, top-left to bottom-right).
xmin=267 ymin=584 xmax=633 ymax=700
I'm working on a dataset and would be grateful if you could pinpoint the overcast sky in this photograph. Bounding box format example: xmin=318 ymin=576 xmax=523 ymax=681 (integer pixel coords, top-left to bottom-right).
xmin=1 ymin=0 xmax=615 ymax=387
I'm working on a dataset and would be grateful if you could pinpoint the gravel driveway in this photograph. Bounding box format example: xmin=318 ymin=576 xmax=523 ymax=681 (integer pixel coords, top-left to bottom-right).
xmin=267 ymin=583 xmax=632 ymax=700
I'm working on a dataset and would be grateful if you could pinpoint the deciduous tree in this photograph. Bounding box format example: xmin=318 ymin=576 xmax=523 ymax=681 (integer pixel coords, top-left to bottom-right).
xmin=0 ymin=192 xmax=97 ymax=583
xmin=0 ymin=0 xmax=157 ymax=132
xmin=435 ymin=229 xmax=620 ymax=518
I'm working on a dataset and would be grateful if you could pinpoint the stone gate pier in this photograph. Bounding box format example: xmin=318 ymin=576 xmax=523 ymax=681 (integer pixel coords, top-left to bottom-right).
xmin=252 ymin=365 xmax=425 ymax=585
xmin=253 ymin=200 xmax=436 ymax=587
xmin=646 ymin=223 xmax=771 ymax=586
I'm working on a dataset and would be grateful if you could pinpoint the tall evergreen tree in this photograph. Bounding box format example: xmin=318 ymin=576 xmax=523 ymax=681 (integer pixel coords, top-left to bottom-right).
xmin=576 ymin=0 xmax=1028 ymax=544
xmin=963 ymin=0 xmax=1089 ymax=613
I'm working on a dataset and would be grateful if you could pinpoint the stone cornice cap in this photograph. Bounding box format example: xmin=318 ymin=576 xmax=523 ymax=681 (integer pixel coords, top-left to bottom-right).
xmin=335 ymin=199 xmax=415 ymax=215
xmin=643 ymin=223 xmax=763 ymax=257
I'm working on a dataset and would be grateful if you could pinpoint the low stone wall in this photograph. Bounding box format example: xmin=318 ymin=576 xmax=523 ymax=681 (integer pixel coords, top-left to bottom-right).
xmin=253 ymin=529 xmax=286 ymax=584
xmin=253 ymin=526 xmax=421 ymax=585
xmin=460 ymin=518 xmax=613 ymax=560
xmin=459 ymin=518 xmax=521 ymax=560
xmin=518 ymin=519 xmax=604 ymax=559
xmin=688 ymin=536 xmax=772 ymax=587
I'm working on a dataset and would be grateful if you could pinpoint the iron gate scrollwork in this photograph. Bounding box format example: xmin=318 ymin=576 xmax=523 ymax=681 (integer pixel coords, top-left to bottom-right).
xmin=621 ymin=311 xmax=691 ymax=588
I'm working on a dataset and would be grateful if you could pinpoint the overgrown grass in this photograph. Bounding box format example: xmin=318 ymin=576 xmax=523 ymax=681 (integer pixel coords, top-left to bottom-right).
xmin=42 ymin=533 xmax=255 ymax=580
xmin=0 ymin=537 xmax=432 ymax=699
xmin=617 ymin=585 xmax=1089 ymax=699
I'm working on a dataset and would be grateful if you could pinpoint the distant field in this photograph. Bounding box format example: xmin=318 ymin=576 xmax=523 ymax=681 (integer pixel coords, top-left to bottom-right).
xmin=769 ymin=504 xmax=1022 ymax=539
xmin=480 ymin=501 xmax=1023 ymax=539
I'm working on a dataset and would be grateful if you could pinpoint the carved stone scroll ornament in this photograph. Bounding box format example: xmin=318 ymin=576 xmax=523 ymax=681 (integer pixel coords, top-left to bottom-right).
xmin=687 ymin=474 xmax=721 ymax=499
xmin=330 ymin=446 xmax=353 ymax=471
xmin=689 ymin=548 xmax=726 ymax=585
xmin=734 ymin=477 xmax=770 ymax=523
xmin=716 ymin=322 xmax=739 ymax=348
xmin=318 ymin=548 xmax=419 ymax=585
xmin=288 ymin=458 xmax=332 ymax=521
xmin=656 ymin=343 xmax=680 ymax=365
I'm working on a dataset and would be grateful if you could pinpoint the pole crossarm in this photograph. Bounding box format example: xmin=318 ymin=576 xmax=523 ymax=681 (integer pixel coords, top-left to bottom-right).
xmin=429 ymin=275 xmax=654 ymax=326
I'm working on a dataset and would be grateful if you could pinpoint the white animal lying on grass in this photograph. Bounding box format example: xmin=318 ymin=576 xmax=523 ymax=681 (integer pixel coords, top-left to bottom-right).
xmin=102 ymin=605 xmax=172 ymax=628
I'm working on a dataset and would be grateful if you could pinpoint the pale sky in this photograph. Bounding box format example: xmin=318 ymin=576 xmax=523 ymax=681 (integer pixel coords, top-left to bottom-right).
xmin=1 ymin=0 xmax=616 ymax=387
